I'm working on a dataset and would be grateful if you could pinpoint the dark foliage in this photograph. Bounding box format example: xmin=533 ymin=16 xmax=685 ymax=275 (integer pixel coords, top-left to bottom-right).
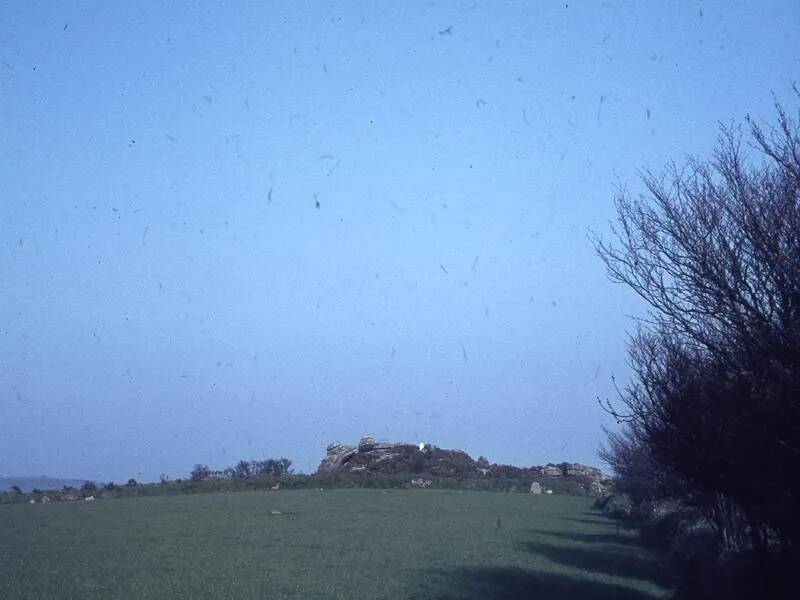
xmin=233 ymin=460 xmax=251 ymax=479
xmin=197 ymin=457 xmax=293 ymax=480
xmin=190 ymin=464 xmax=212 ymax=481
xmin=249 ymin=458 xmax=293 ymax=477
xmin=594 ymin=95 xmax=800 ymax=594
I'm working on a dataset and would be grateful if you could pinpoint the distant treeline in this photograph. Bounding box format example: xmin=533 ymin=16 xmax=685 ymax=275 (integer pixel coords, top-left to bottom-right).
xmin=1 ymin=460 xmax=599 ymax=505
xmin=189 ymin=458 xmax=293 ymax=481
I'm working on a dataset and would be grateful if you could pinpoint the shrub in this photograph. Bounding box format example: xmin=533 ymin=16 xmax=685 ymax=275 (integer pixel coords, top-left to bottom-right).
xmin=668 ymin=520 xmax=721 ymax=594
xmin=595 ymin=97 xmax=800 ymax=565
xmin=190 ymin=464 xmax=211 ymax=481
xmin=598 ymin=493 xmax=634 ymax=520
xmin=637 ymin=503 xmax=690 ymax=550
xmin=249 ymin=458 xmax=293 ymax=477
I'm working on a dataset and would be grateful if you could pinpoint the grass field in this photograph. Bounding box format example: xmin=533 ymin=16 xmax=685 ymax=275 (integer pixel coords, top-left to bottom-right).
xmin=0 ymin=489 xmax=671 ymax=599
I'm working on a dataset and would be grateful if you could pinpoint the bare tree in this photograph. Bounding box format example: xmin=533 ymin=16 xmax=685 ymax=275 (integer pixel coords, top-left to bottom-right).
xmin=594 ymin=93 xmax=800 ymax=555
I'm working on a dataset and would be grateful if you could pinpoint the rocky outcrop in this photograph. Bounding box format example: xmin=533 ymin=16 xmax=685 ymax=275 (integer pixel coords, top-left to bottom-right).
xmin=541 ymin=465 xmax=564 ymax=477
xmin=317 ymin=442 xmax=358 ymax=476
xmin=564 ymin=463 xmax=608 ymax=479
xmin=316 ymin=437 xmax=477 ymax=479
xmin=410 ymin=478 xmax=433 ymax=488
xmin=316 ymin=437 xmax=611 ymax=496
xmin=358 ymin=436 xmax=376 ymax=451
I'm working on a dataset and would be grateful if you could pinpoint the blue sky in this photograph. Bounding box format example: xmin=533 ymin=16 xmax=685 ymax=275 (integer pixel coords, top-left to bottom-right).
xmin=2 ymin=1 xmax=798 ymax=481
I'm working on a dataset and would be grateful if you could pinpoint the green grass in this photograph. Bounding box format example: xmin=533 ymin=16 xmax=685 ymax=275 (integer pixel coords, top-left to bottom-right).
xmin=0 ymin=489 xmax=671 ymax=599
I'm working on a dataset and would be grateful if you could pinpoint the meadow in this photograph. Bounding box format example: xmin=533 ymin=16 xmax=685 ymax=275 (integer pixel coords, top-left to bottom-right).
xmin=0 ymin=489 xmax=670 ymax=599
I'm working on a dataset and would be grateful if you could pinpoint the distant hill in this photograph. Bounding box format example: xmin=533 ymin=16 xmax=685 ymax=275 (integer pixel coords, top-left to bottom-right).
xmin=0 ymin=477 xmax=93 ymax=493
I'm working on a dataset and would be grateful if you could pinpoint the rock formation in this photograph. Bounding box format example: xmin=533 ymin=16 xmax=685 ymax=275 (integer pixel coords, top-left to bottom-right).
xmin=316 ymin=436 xmax=612 ymax=495
xmin=317 ymin=442 xmax=358 ymax=476
xmin=541 ymin=465 xmax=564 ymax=477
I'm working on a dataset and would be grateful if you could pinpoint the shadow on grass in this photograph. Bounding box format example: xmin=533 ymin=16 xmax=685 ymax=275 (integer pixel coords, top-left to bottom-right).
xmin=561 ymin=516 xmax=619 ymax=526
xmin=528 ymin=528 xmax=641 ymax=546
xmin=415 ymin=512 xmax=670 ymax=600
xmin=517 ymin=540 xmax=670 ymax=587
xmin=414 ymin=566 xmax=660 ymax=600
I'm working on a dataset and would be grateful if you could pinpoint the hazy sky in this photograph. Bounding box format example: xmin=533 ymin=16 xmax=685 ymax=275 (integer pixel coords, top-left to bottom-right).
xmin=2 ymin=1 xmax=798 ymax=481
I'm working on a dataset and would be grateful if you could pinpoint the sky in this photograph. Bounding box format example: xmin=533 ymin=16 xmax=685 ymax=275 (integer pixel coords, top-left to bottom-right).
xmin=1 ymin=1 xmax=798 ymax=482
